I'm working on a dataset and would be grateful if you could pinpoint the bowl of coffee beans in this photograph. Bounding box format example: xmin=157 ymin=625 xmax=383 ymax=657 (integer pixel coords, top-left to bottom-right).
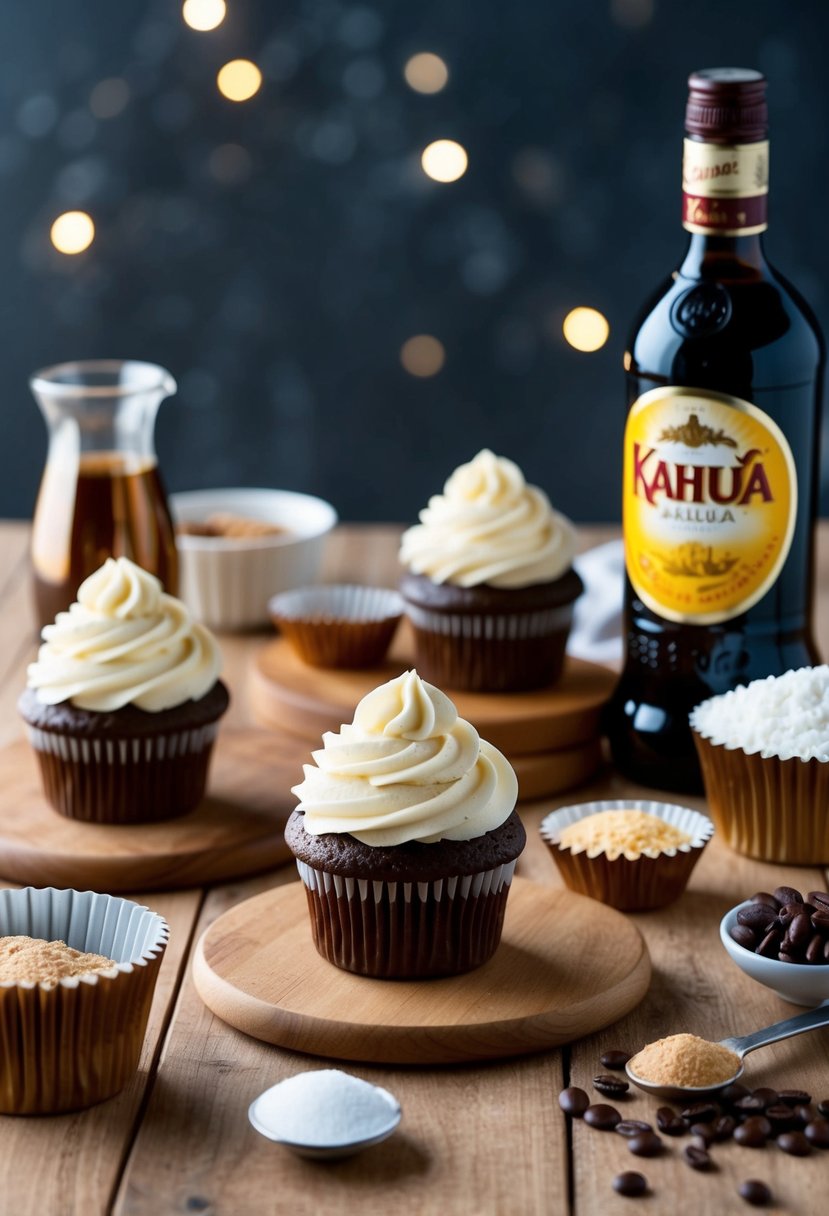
xmin=720 ymin=887 xmax=829 ymax=1006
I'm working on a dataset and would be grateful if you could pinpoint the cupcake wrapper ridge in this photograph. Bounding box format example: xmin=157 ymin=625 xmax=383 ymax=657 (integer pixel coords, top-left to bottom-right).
xmin=295 ymin=859 xmax=517 ymax=978
xmin=27 ymin=722 xmax=221 ymax=824
xmin=694 ymin=733 xmax=829 ymax=864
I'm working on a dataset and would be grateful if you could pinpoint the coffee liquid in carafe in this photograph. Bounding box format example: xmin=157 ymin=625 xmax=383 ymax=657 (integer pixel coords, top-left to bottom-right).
xmin=31 ymin=451 xmax=178 ymax=628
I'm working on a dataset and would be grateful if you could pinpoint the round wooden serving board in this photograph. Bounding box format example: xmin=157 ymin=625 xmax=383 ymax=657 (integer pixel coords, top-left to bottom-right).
xmin=0 ymin=730 xmax=300 ymax=892
xmin=193 ymin=877 xmax=651 ymax=1065
xmin=250 ymin=634 xmax=616 ymax=756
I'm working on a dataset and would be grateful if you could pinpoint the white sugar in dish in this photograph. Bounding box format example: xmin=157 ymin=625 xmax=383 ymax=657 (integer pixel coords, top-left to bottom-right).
xmin=249 ymin=1069 xmax=401 ymax=1152
xmin=690 ymin=665 xmax=829 ymax=762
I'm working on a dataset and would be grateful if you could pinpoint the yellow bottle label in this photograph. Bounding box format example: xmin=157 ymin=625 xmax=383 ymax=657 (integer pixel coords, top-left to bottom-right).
xmin=623 ymin=386 xmax=797 ymax=625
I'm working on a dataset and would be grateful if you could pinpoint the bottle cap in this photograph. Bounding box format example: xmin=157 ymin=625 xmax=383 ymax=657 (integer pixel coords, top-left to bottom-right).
xmin=685 ymin=68 xmax=768 ymax=143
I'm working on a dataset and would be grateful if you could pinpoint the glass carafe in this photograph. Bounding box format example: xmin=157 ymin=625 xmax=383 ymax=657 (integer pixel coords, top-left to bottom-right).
xmin=30 ymin=360 xmax=179 ymax=628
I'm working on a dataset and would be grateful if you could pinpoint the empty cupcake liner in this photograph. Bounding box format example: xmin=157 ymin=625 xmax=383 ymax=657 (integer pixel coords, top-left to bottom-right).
xmin=693 ymin=732 xmax=829 ymax=864
xmin=26 ymin=721 xmax=221 ymax=824
xmin=270 ymin=585 xmax=403 ymax=668
xmin=0 ymin=887 xmax=168 ymax=1114
xmin=295 ymin=859 xmax=516 ymax=978
xmin=539 ymin=799 xmax=714 ymax=911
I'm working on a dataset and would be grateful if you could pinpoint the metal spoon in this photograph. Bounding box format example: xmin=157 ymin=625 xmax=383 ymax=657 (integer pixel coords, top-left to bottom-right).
xmin=626 ymin=1002 xmax=829 ymax=1103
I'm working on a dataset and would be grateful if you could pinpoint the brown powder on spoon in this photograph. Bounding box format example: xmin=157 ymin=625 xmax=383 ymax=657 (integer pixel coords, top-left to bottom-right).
xmin=628 ymin=1033 xmax=740 ymax=1087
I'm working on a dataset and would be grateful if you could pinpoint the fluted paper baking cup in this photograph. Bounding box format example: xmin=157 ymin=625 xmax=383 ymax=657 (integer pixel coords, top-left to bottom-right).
xmin=269 ymin=585 xmax=403 ymax=668
xmin=0 ymin=887 xmax=168 ymax=1114
xmin=404 ymin=604 xmax=574 ymax=692
xmin=539 ymin=799 xmax=714 ymax=911
xmin=693 ymin=732 xmax=829 ymax=863
xmin=26 ymin=721 xmax=221 ymax=823
xmin=295 ymin=859 xmax=516 ymax=978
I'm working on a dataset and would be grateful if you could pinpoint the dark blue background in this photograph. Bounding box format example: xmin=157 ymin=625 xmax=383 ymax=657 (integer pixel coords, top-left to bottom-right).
xmin=2 ymin=0 xmax=827 ymax=523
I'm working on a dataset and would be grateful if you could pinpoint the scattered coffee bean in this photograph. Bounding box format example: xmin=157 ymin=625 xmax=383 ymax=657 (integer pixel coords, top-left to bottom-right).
xmin=764 ymin=1104 xmax=797 ymax=1133
xmin=683 ymin=1143 xmax=713 ymax=1170
xmin=689 ymin=1123 xmax=716 ymax=1145
xmin=794 ymin=1103 xmax=816 ymax=1126
xmin=712 ymin=1115 xmax=736 ymax=1142
xmin=616 ymin=1120 xmax=653 ymax=1138
xmin=613 ymin=1171 xmax=647 ymax=1198
xmin=738 ymin=1179 xmax=772 ymax=1207
xmin=682 ymin=1101 xmax=719 ymax=1124
xmin=773 ymin=886 xmax=803 ymax=906
xmin=819 ymin=1099 xmax=829 ymax=1118
xmin=751 ymin=1088 xmax=778 ymax=1110
xmin=777 ymin=1130 xmax=810 ymax=1156
xmin=600 ymin=1049 xmax=631 ymax=1070
xmin=584 ymin=1103 xmax=621 ymax=1130
xmin=805 ymin=1119 xmax=829 ymax=1148
xmin=656 ymin=1106 xmax=686 ymax=1136
xmin=721 ymin=1081 xmax=751 ymax=1105
xmin=750 ymin=891 xmax=780 ymax=909
xmin=777 ymin=1088 xmax=811 ymax=1106
xmin=559 ymin=1087 xmax=589 ymax=1116
xmin=734 ymin=1117 xmax=771 ymax=1147
xmin=735 ymin=1095 xmax=766 ymax=1116
xmin=593 ymin=1074 xmax=629 ymax=1098
xmin=627 ymin=1132 xmax=663 ymax=1158
xmin=807 ymin=891 xmax=829 ymax=910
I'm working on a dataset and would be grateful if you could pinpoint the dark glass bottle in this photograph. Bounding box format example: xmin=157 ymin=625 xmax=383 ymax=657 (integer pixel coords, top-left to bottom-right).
xmin=606 ymin=68 xmax=825 ymax=793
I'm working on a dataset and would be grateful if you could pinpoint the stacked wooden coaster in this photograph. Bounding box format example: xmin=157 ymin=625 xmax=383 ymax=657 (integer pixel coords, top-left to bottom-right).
xmin=250 ymin=629 xmax=616 ymax=801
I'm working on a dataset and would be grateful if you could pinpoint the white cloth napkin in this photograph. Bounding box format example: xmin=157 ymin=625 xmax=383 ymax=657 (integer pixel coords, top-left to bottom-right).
xmin=567 ymin=538 xmax=625 ymax=666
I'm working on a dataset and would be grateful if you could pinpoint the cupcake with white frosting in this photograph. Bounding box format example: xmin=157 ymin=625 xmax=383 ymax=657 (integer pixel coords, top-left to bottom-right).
xmin=19 ymin=556 xmax=229 ymax=823
xmin=399 ymin=449 xmax=583 ymax=691
xmin=284 ymin=668 xmax=524 ymax=978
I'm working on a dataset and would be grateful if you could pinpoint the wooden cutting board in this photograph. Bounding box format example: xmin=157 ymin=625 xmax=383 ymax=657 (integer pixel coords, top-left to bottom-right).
xmin=0 ymin=730 xmax=299 ymax=892
xmin=250 ymin=634 xmax=617 ymax=756
xmin=193 ymin=877 xmax=651 ymax=1065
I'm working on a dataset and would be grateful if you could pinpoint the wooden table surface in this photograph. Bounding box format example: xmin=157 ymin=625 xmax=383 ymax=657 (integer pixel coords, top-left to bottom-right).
xmin=0 ymin=521 xmax=828 ymax=1216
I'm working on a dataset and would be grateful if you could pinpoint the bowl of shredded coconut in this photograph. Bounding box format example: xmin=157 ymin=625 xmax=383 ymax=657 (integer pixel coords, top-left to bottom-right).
xmin=690 ymin=666 xmax=829 ymax=864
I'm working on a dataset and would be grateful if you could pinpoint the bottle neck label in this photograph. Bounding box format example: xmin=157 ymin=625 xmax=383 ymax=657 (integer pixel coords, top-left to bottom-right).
xmin=623 ymin=386 xmax=796 ymax=625
xmin=682 ymin=138 xmax=769 ymax=235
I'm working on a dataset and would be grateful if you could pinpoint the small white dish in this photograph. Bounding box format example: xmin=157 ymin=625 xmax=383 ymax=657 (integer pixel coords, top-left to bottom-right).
xmin=248 ymin=1071 xmax=401 ymax=1160
xmin=720 ymin=901 xmax=829 ymax=1006
xmin=172 ymin=487 xmax=337 ymax=630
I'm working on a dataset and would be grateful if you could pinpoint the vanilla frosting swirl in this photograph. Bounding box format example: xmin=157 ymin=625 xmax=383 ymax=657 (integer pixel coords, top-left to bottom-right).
xmin=27 ymin=557 xmax=221 ymax=712
xmin=292 ymin=670 xmax=518 ymax=846
xmin=399 ymin=449 xmax=576 ymax=588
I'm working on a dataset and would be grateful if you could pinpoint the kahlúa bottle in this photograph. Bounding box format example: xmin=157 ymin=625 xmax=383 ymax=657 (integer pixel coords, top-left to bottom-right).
xmin=606 ymin=68 xmax=825 ymax=793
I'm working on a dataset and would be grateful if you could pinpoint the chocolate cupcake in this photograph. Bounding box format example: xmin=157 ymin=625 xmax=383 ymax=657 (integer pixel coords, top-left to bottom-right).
xmin=286 ymin=669 xmax=524 ymax=978
xmin=399 ymin=449 xmax=583 ymax=692
xmin=19 ymin=556 xmax=229 ymax=824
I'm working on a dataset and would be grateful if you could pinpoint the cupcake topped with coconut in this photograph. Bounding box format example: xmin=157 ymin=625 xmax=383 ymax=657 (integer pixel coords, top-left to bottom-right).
xmin=691 ymin=665 xmax=829 ymax=762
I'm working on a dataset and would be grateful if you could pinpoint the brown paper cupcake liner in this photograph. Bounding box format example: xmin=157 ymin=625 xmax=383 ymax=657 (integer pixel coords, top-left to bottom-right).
xmin=0 ymin=887 xmax=168 ymax=1115
xmin=270 ymin=585 xmax=403 ymax=668
xmin=540 ymin=799 xmax=713 ymax=911
xmin=404 ymin=603 xmax=574 ymax=692
xmin=26 ymin=722 xmax=221 ymax=823
xmin=295 ymin=859 xmax=517 ymax=978
xmin=693 ymin=733 xmax=829 ymax=864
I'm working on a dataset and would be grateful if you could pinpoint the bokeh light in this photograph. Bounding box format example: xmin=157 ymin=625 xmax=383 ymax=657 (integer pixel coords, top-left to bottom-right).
xmin=217 ymin=60 xmax=263 ymax=103
xmin=562 ymin=307 xmax=610 ymax=352
xmin=89 ymin=77 xmax=130 ymax=120
xmin=50 ymin=211 xmax=95 ymax=255
xmin=182 ymin=0 xmax=226 ymax=32
xmin=421 ymin=139 xmax=467 ymax=183
xmin=404 ymin=53 xmax=449 ymax=94
xmin=400 ymin=335 xmax=445 ymax=377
